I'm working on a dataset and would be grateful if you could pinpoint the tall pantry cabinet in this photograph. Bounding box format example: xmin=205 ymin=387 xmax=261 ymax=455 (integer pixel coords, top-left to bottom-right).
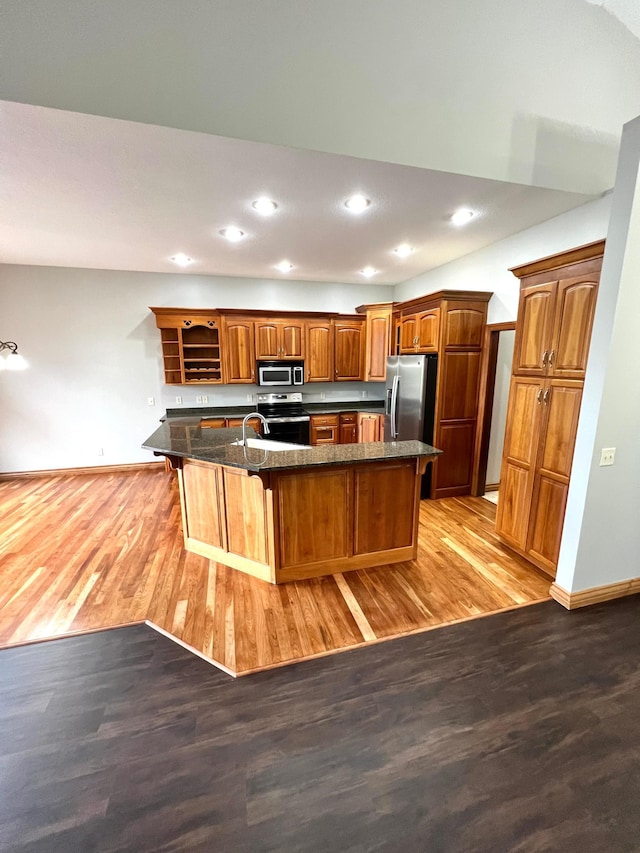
xmin=495 ymin=240 xmax=605 ymax=578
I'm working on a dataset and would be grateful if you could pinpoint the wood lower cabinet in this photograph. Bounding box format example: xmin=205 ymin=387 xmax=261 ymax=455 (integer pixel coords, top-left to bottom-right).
xmin=339 ymin=413 xmax=358 ymax=444
xmin=310 ymin=414 xmax=339 ymax=445
xmin=357 ymin=412 xmax=383 ymax=443
xmin=496 ymin=240 xmax=604 ymax=578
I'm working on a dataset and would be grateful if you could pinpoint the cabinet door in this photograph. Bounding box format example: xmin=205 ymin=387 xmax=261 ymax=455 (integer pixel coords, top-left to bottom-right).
xmin=334 ymin=320 xmax=365 ymax=381
xmin=399 ymin=316 xmax=418 ymax=353
xmin=417 ymin=309 xmax=440 ymax=352
xmin=358 ymin=413 xmax=380 ymax=443
xmin=512 ymin=282 xmax=556 ymax=375
xmin=365 ymin=309 xmax=391 ymax=382
xmin=305 ymin=321 xmax=333 ymax=382
xmin=281 ymin=321 xmax=305 ymax=359
xmin=223 ymin=319 xmax=256 ymax=383
xmin=495 ymin=376 xmax=546 ymax=549
xmin=310 ymin=415 xmax=339 ymax=445
xmin=339 ymin=422 xmax=358 ymax=444
xmin=549 ymin=276 xmax=598 ymax=379
xmin=255 ymin=321 xmax=280 ymax=359
xmin=525 ymin=380 xmax=583 ymax=574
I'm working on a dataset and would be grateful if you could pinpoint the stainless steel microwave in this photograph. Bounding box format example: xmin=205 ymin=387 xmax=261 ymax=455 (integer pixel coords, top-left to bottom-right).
xmin=256 ymin=360 xmax=305 ymax=387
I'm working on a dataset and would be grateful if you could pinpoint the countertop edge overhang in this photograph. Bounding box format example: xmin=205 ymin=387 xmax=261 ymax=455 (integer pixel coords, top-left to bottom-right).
xmin=142 ymin=424 xmax=441 ymax=473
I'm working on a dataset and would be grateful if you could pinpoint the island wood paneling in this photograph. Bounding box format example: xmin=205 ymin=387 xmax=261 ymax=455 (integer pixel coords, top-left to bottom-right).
xmin=0 ymin=469 xmax=550 ymax=676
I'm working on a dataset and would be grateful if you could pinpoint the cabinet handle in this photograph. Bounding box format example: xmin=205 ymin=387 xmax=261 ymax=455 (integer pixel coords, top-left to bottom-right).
xmin=548 ymin=349 xmax=555 ymax=365
xmin=541 ymin=350 xmax=548 ymax=366
xmin=543 ymin=388 xmax=550 ymax=404
xmin=537 ymin=389 xmax=543 ymax=404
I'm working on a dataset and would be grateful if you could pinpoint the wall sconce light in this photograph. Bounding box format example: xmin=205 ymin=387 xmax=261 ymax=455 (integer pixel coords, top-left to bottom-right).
xmin=0 ymin=340 xmax=28 ymax=370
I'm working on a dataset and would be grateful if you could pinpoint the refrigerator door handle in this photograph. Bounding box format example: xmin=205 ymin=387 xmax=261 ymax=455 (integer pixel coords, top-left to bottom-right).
xmin=391 ymin=374 xmax=400 ymax=438
xmin=386 ymin=387 xmax=393 ymax=415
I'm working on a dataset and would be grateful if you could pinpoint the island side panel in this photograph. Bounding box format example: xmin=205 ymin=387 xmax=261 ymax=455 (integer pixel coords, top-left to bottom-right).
xmin=353 ymin=461 xmax=416 ymax=555
xmin=179 ymin=458 xmax=276 ymax=584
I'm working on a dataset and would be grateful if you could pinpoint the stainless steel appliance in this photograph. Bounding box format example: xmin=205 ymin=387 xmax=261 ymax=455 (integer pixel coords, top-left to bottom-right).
xmin=385 ymin=354 xmax=438 ymax=496
xmin=256 ymin=360 xmax=304 ymax=387
xmin=256 ymin=392 xmax=310 ymax=444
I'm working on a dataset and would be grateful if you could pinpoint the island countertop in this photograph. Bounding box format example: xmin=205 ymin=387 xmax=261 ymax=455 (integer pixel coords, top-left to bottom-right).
xmin=143 ymin=422 xmax=441 ymax=472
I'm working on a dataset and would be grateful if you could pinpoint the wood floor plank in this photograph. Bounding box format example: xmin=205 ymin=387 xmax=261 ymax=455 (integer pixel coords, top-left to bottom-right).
xmin=0 ymin=469 xmax=551 ymax=675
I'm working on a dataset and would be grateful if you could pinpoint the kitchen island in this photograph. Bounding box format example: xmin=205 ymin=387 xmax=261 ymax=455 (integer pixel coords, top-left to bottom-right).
xmin=143 ymin=423 xmax=440 ymax=584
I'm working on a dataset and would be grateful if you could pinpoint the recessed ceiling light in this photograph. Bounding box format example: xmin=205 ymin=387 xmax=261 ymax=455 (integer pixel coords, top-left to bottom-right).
xmin=344 ymin=194 xmax=371 ymax=213
xmin=275 ymin=260 xmax=294 ymax=273
xmin=393 ymin=244 xmax=413 ymax=258
xmin=171 ymin=253 xmax=193 ymax=267
xmin=252 ymin=197 xmax=278 ymax=215
xmin=219 ymin=226 xmax=245 ymax=242
xmin=360 ymin=266 xmax=377 ymax=278
xmin=450 ymin=208 xmax=475 ymax=226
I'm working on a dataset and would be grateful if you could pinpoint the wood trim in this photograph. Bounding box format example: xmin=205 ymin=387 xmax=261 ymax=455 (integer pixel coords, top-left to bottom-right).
xmin=354 ymin=301 xmax=396 ymax=314
xmin=0 ymin=461 xmax=165 ymax=480
xmin=509 ymin=240 xmax=605 ymax=279
xmin=471 ymin=322 xmax=516 ymax=496
xmin=145 ymin=620 xmax=238 ymax=678
xmin=550 ymin=578 xmax=640 ymax=610
xmin=484 ymin=483 xmax=499 ymax=492
xmin=275 ymin=546 xmax=417 ymax=583
xmin=185 ymin=536 xmax=275 ymax=584
xmin=398 ymin=290 xmax=493 ymax=314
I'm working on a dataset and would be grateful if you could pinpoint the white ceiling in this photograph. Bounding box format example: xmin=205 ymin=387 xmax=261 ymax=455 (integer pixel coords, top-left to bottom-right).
xmin=584 ymin=0 xmax=640 ymax=39
xmin=0 ymin=101 xmax=594 ymax=285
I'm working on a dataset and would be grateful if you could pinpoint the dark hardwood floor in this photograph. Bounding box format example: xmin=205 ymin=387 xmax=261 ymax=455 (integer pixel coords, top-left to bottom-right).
xmin=2 ymin=595 xmax=640 ymax=852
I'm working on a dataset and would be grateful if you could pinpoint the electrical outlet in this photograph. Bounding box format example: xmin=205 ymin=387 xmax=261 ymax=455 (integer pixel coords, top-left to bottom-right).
xmin=196 ymin=395 xmax=203 ymax=404
xmin=361 ymin=390 xmax=367 ymax=399
xmin=201 ymin=395 xmax=208 ymax=405
xmin=320 ymin=392 xmax=326 ymax=400
xmin=175 ymin=396 xmax=182 ymax=405
xmin=147 ymin=396 xmax=155 ymax=406
xmin=246 ymin=394 xmax=253 ymax=402
xmin=600 ymin=447 xmax=616 ymax=466
xmin=97 ymin=447 xmax=104 ymax=457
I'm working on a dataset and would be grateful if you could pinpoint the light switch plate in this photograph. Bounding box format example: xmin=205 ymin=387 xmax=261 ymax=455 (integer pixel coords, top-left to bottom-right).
xmin=600 ymin=447 xmax=616 ymax=466
xmin=175 ymin=396 xmax=182 ymax=405
xmin=147 ymin=397 xmax=155 ymax=406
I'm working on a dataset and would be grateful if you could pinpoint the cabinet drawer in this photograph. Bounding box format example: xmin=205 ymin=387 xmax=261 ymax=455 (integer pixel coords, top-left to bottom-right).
xmin=200 ymin=418 xmax=226 ymax=429
xmin=339 ymin=413 xmax=357 ymax=425
xmin=311 ymin=414 xmax=339 ymax=427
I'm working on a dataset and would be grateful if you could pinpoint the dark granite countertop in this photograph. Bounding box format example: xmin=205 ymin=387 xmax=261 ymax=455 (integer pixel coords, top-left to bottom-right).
xmin=162 ymin=400 xmax=386 ymax=422
xmin=143 ymin=423 xmax=441 ymax=472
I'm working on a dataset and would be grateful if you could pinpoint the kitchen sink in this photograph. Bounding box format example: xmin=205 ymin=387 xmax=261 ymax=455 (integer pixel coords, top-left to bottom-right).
xmin=231 ymin=438 xmax=311 ymax=451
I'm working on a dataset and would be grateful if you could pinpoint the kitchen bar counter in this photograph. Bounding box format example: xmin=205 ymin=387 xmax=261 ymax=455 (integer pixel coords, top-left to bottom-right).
xmin=143 ymin=426 xmax=441 ymax=584
xmin=143 ymin=423 xmax=438 ymax=472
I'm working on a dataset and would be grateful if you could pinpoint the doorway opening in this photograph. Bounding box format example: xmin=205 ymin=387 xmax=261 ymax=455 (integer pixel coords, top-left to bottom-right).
xmin=472 ymin=322 xmax=516 ymax=502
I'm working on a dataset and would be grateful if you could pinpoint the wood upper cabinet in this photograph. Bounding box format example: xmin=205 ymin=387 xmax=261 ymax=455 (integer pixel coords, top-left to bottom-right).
xmin=496 ymin=240 xmax=604 ymax=577
xmin=399 ymin=315 xmax=418 ymax=353
xmin=333 ymin=319 xmax=365 ymax=381
xmin=364 ymin=307 xmax=392 ymax=382
xmin=305 ymin=320 xmax=334 ymax=382
xmin=399 ymin=309 xmax=440 ymax=353
xmin=221 ymin=317 xmax=256 ymax=384
xmin=255 ymin=318 xmax=305 ymax=360
xmin=549 ymin=276 xmax=599 ymax=379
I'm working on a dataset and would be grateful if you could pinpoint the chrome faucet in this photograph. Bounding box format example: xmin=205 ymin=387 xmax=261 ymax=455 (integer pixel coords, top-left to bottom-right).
xmin=242 ymin=412 xmax=270 ymax=446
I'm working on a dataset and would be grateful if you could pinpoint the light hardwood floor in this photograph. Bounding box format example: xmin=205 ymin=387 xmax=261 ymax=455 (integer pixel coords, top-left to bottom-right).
xmin=0 ymin=469 xmax=551 ymax=675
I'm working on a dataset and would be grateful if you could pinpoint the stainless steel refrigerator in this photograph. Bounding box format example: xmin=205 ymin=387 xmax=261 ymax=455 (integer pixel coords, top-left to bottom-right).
xmin=384 ymin=354 xmax=438 ymax=496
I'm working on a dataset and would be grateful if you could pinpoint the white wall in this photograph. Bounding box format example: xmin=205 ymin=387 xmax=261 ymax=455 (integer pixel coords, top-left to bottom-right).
xmin=394 ymin=195 xmax=612 ymax=323
xmin=557 ymin=115 xmax=640 ymax=593
xmin=485 ymin=330 xmax=515 ymax=486
xmin=0 ymin=265 xmax=392 ymax=473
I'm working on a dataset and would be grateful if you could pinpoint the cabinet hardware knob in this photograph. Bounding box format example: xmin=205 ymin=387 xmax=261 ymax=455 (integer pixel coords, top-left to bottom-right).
xmin=184 ymin=320 xmax=192 ymax=327
xmin=543 ymin=388 xmax=550 ymax=404
xmin=548 ymin=349 xmax=555 ymax=365
xmin=542 ymin=350 xmax=548 ymax=365
xmin=537 ymin=389 xmax=543 ymax=404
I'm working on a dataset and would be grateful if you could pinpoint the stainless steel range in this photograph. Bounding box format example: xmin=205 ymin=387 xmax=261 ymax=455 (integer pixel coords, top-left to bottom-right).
xmin=256 ymin=392 xmax=310 ymax=445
